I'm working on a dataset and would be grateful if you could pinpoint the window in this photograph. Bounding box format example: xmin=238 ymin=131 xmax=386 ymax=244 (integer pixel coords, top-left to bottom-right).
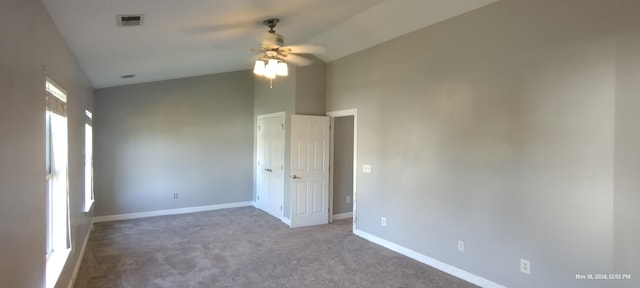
xmin=45 ymin=78 xmax=71 ymax=288
xmin=84 ymin=110 xmax=94 ymax=212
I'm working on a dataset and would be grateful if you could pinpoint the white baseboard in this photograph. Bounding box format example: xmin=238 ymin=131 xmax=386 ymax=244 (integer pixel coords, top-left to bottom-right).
xmin=353 ymin=229 xmax=506 ymax=288
xmin=67 ymin=220 xmax=93 ymax=288
xmin=333 ymin=212 xmax=353 ymax=220
xmin=93 ymin=201 xmax=253 ymax=223
xmin=281 ymin=217 xmax=291 ymax=226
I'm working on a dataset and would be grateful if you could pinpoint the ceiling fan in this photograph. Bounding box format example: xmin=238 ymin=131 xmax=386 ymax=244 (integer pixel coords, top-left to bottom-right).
xmin=251 ymin=18 xmax=324 ymax=84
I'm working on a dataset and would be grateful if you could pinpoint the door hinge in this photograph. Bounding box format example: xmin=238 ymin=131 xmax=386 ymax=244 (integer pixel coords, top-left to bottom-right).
xmin=257 ymin=195 xmax=260 ymax=200
xmin=280 ymin=205 xmax=283 ymax=211
xmin=353 ymin=216 xmax=357 ymax=224
xmin=258 ymin=125 xmax=261 ymax=131
xmin=281 ymin=123 xmax=284 ymax=130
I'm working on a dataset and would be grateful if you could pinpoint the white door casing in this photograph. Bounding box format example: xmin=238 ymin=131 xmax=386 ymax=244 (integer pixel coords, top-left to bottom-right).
xmin=290 ymin=115 xmax=330 ymax=228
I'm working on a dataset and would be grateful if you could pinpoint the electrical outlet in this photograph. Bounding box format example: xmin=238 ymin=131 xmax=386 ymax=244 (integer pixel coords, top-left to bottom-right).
xmin=173 ymin=193 xmax=179 ymax=199
xmin=381 ymin=217 xmax=387 ymax=226
xmin=458 ymin=240 xmax=464 ymax=252
xmin=520 ymin=258 xmax=531 ymax=274
xmin=363 ymin=164 xmax=371 ymax=174
xmin=346 ymin=196 xmax=351 ymax=204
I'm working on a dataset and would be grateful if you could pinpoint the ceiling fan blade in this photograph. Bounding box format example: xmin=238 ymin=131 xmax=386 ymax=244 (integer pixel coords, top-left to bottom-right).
xmin=280 ymin=54 xmax=313 ymax=66
xmin=281 ymin=44 xmax=325 ymax=55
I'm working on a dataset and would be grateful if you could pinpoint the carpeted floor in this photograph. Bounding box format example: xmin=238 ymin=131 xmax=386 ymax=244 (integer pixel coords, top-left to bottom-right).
xmin=74 ymin=207 xmax=478 ymax=288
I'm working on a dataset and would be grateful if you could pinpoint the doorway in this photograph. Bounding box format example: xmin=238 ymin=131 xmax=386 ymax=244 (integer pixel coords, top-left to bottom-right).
xmin=327 ymin=109 xmax=357 ymax=231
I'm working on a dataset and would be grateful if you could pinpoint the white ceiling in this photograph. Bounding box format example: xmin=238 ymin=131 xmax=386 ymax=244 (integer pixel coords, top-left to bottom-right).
xmin=42 ymin=0 xmax=498 ymax=88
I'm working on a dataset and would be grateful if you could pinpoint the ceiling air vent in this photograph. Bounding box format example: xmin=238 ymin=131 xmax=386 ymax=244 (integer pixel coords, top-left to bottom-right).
xmin=117 ymin=15 xmax=144 ymax=27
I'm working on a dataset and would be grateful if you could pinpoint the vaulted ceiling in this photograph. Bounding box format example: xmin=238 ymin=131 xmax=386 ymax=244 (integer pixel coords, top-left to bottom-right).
xmin=42 ymin=0 xmax=498 ymax=88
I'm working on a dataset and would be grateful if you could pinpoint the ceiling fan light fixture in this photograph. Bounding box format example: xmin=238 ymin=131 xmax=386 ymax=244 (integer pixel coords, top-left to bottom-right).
xmin=276 ymin=62 xmax=288 ymax=76
xmin=251 ymin=18 xmax=317 ymax=86
xmin=263 ymin=59 xmax=277 ymax=79
xmin=267 ymin=59 xmax=278 ymax=67
xmin=253 ymin=60 xmax=265 ymax=76
xmin=264 ymin=69 xmax=276 ymax=79
xmin=264 ymin=59 xmax=279 ymax=79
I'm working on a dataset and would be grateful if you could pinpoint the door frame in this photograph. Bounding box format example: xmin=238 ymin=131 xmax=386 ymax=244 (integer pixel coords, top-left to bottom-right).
xmin=256 ymin=111 xmax=285 ymax=221
xmin=326 ymin=109 xmax=358 ymax=231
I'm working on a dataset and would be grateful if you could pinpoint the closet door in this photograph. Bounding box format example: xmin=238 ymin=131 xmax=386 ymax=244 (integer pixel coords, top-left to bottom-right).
xmin=256 ymin=117 xmax=270 ymax=212
xmin=256 ymin=113 xmax=285 ymax=219
xmin=267 ymin=117 xmax=284 ymax=218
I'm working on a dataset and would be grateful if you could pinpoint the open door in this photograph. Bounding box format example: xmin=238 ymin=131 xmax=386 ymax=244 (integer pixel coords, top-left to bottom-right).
xmin=290 ymin=115 xmax=330 ymax=228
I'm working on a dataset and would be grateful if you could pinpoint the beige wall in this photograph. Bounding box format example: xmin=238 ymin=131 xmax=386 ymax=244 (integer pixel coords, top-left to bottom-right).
xmin=614 ymin=0 xmax=640 ymax=286
xmin=0 ymin=0 xmax=95 ymax=287
xmin=94 ymin=72 xmax=255 ymax=216
xmin=327 ymin=0 xmax=622 ymax=287
xmin=295 ymin=56 xmax=327 ymax=115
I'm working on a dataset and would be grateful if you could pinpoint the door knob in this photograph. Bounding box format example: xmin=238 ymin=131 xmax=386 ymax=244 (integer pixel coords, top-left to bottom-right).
xmin=264 ymin=168 xmax=272 ymax=172
xmin=291 ymin=175 xmax=301 ymax=179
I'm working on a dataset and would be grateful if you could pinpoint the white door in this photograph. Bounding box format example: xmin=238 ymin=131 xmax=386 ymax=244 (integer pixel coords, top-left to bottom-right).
xmin=256 ymin=113 xmax=285 ymax=219
xmin=268 ymin=117 xmax=284 ymax=217
xmin=290 ymin=115 xmax=330 ymax=228
xmin=256 ymin=117 xmax=270 ymax=212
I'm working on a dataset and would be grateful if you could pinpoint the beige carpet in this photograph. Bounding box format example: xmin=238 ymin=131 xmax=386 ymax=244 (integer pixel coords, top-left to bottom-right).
xmin=74 ymin=207 xmax=478 ymax=288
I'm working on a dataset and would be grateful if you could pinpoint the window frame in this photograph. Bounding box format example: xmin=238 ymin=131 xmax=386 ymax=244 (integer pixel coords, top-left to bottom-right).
xmin=45 ymin=77 xmax=72 ymax=288
xmin=83 ymin=110 xmax=94 ymax=212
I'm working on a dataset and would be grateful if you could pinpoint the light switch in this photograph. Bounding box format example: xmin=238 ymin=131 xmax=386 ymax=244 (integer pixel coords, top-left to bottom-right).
xmin=363 ymin=164 xmax=371 ymax=174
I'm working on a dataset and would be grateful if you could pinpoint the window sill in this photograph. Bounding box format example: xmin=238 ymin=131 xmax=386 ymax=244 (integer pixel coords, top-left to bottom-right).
xmin=83 ymin=200 xmax=94 ymax=213
xmin=46 ymin=248 xmax=71 ymax=288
